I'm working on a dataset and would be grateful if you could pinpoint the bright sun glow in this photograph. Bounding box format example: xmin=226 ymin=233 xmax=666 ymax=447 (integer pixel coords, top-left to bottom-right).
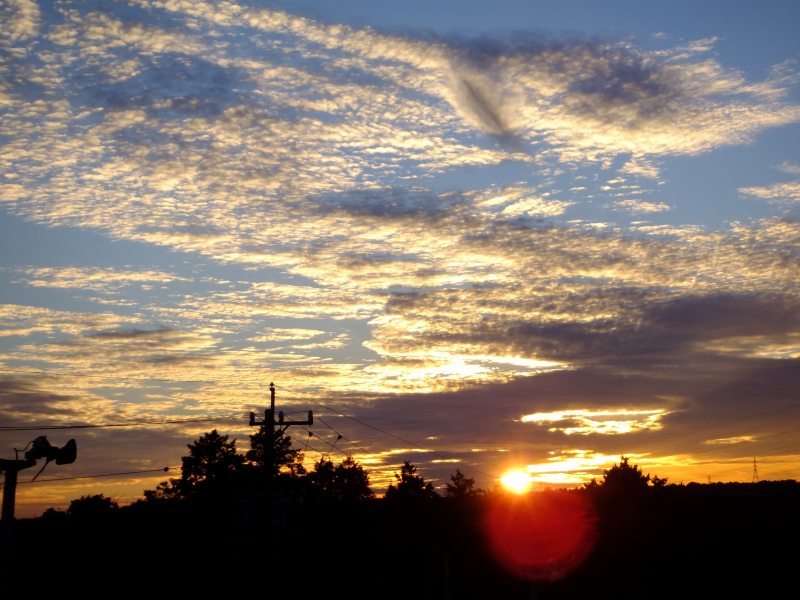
xmin=500 ymin=469 xmax=533 ymax=494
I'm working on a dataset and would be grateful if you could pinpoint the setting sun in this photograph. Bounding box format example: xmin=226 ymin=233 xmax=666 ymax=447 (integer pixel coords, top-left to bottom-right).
xmin=500 ymin=469 xmax=533 ymax=494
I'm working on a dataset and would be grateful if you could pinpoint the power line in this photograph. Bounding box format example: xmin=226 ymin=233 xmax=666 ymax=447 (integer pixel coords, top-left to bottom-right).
xmin=0 ymin=369 xmax=215 ymax=383
xmin=585 ymin=406 xmax=800 ymax=476
xmin=0 ymin=414 xmax=241 ymax=432
xmin=295 ymin=428 xmax=350 ymax=460
xmin=607 ymin=421 xmax=800 ymax=463
xmin=277 ymin=387 xmax=430 ymax=444
xmin=17 ymin=467 xmax=171 ymax=485
xmin=275 ymin=385 xmax=444 ymax=454
xmin=275 ymin=384 xmax=494 ymax=480
xmin=287 ymin=433 xmax=346 ymax=462
xmin=279 ymin=385 xmax=800 ymax=484
xmin=635 ymin=404 xmax=798 ymax=446
xmin=315 ymin=416 xmax=373 ymax=457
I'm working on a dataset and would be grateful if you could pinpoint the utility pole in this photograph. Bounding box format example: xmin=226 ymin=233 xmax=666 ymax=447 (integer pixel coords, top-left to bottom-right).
xmin=1 ymin=437 xmax=77 ymax=564
xmin=248 ymin=383 xmax=313 ymax=532
xmin=1 ymin=457 xmax=35 ymax=522
xmin=249 ymin=382 xmax=313 ymax=479
xmin=2 ymin=437 xmax=77 ymax=521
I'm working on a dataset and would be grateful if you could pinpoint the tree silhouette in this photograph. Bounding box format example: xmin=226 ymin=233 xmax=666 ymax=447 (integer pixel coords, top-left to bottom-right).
xmin=446 ymin=468 xmax=477 ymax=498
xmin=143 ymin=477 xmax=182 ymax=501
xmin=308 ymin=458 xmax=336 ymax=492
xmin=584 ymin=455 xmax=669 ymax=503
xmin=308 ymin=455 xmax=373 ymax=503
xmin=385 ymin=461 xmax=437 ymax=500
xmin=334 ymin=455 xmax=373 ymax=501
xmin=179 ymin=429 xmax=244 ymax=495
xmin=246 ymin=424 xmax=305 ymax=478
xmin=601 ymin=456 xmax=649 ymax=491
xmin=649 ymin=473 xmax=669 ymax=488
xmin=41 ymin=506 xmax=68 ymax=520
xmin=142 ymin=427 xmax=305 ymax=502
xmin=67 ymin=493 xmax=119 ymax=518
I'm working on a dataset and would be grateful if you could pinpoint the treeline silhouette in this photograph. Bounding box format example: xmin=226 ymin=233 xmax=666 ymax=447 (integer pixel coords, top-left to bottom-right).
xmin=8 ymin=428 xmax=799 ymax=597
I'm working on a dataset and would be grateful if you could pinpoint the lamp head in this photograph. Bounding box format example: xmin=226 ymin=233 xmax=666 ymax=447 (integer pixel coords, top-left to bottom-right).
xmin=24 ymin=436 xmax=77 ymax=465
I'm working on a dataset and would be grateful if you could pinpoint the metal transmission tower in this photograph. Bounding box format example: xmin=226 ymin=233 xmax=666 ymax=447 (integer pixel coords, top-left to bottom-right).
xmin=752 ymin=456 xmax=759 ymax=483
xmin=248 ymin=382 xmax=313 ymax=477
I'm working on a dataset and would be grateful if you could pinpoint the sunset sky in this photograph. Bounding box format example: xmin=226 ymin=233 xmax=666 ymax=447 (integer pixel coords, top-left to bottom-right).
xmin=2 ymin=0 xmax=799 ymax=516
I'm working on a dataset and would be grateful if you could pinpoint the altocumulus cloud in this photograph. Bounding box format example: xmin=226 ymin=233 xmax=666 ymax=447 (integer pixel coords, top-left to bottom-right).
xmin=2 ymin=0 xmax=799 ymax=262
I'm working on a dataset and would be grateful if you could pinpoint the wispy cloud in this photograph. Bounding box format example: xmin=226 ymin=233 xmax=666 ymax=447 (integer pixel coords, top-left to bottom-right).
xmin=740 ymin=181 xmax=800 ymax=204
xmin=13 ymin=266 xmax=189 ymax=292
xmin=607 ymin=199 xmax=671 ymax=213
xmin=704 ymin=435 xmax=756 ymax=445
xmin=0 ymin=304 xmax=139 ymax=338
xmin=521 ymin=408 xmax=669 ymax=435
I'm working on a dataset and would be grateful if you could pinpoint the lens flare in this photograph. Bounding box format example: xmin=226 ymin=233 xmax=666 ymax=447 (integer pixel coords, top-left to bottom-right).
xmin=500 ymin=468 xmax=533 ymax=494
xmin=484 ymin=491 xmax=597 ymax=581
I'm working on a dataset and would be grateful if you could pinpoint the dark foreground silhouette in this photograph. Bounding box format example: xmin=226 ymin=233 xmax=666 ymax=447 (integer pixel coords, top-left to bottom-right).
xmin=4 ymin=433 xmax=798 ymax=598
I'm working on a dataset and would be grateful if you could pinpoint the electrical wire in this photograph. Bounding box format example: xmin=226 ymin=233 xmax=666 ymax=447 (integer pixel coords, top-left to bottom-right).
xmin=0 ymin=368 xmax=215 ymax=383
xmin=603 ymin=421 xmax=800 ymax=463
xmin=0 ymin=414 xmax=241 ymax=432
xmin=276 ymin=384 xmax=798 ymax=483
xmin=287 ymin=434 xmax=344 ymax=462
xmin=585 ymin=408 xmax=800 ymax=478
xmin=315 ymin=416 xmax=373 ymax=457
xmin=18 ymin=466 xmax=172 ymax=485
xmin=275 ymin=384 xmax=494 ymax=479
xmin=623 ymin=404 xmax=799 ymax=446
xmin=295 ymin=428 xmax=351 ymax=460
xmin=275 ymin=384 xmax=448 ymax=453
xmin=5 ymin=382 xmax=791 ymax=489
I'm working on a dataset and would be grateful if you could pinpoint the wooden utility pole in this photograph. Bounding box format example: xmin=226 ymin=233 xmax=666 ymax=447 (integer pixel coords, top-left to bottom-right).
xmin=1 ymin=458 xmax=35 ymax=522
xmin=0 ymin=458 xmax=35 ymax=566
xmin=1 ymin=437 xmax=77 ymax=563
xmin=249 ymin=382 xmax=313 ymax=476
xmin=2 ymin=437 xmax=77 ymax=522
